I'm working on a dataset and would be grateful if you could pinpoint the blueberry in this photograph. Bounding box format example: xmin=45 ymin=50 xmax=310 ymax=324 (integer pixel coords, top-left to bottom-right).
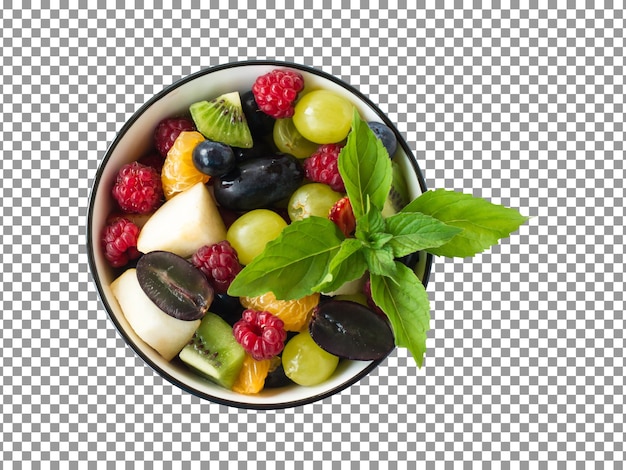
xmin=241 ymin=90 xmax=276 ymax=138
xmin=368 ymin=122 xmax=398 ymax=158
xmin=192 ymin=140 xmax=236 ymax=177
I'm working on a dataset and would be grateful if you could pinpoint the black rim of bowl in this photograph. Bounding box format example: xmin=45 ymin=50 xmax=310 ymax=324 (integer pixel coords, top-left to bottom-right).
xmin=87 ymin=59 xmax=433 ymax=410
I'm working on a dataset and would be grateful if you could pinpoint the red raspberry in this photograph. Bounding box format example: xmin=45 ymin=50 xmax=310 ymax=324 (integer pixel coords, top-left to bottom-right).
xmin=153 ymin=117 xmax=196 ymax=158
xmin=328 ymin=196 xmax=356 ymax=237
xmin=191 ymin=241 xmax=242 ymax=294
xmin=111 ymin=162 xmax=164 ymax=214
xmin=101 ymin=218 xmax=141 ymax=268
xmin=303 ymin=144 xmax=345 ymax=193
xmin=233 ymin=309 xmax=287 ymax=360
xmin=252 ymin=69 xmax=305 ymax=119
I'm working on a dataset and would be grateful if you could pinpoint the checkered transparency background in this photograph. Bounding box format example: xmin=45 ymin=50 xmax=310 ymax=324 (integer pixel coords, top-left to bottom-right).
xmin=2 ymin=0 xmax=624 ymax=467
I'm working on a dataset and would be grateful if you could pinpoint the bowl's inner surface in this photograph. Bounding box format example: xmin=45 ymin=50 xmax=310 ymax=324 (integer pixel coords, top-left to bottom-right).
xmin=89 ymin=62 xmax=427 ymax=408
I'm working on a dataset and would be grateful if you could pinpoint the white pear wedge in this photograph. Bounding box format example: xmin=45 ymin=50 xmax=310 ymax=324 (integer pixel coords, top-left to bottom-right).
xmin=110 ymin=268 xmax=201 ymax=361
xmin=137 ymin=182 xmax=226 ymax=258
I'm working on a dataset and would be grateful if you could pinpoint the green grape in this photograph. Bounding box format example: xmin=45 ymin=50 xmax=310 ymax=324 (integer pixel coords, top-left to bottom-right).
xmin=273 ymin=118 xmax=319 ymax=159
xmin=226 ymin=209 xmax=287 ymax=265
xmin=292 ymin=90 xmax=354 ymax=144
xmin=282 ymin=330 xmax=339 ymax=386
xmin=287 ymin=183 xmax=343 ymax=222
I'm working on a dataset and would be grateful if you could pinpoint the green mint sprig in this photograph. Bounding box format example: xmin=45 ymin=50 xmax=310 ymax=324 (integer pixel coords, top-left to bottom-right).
xmin=228 ymin=109 xmax=528 ymax=368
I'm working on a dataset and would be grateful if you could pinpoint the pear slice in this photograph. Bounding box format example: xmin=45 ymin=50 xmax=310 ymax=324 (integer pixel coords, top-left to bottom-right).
xmin=110 ymin=268 xmax=201 ymax=361
xmin=137 ymin=182 xmax=226 ymax=258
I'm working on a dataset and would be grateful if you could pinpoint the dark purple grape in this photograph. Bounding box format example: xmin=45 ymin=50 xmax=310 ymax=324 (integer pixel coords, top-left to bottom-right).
xmin=210 ymin=293 xmax=244 ymax=327
xmin=263 ymin=362 xmax=294 ymax=388
xmin=192 ymin=140 xmax=236 ymax=177
xmin=368 ymin=122 xmax=397 ymax=158
xmin=136 ymin=251 xmax=214 ymax=321
xmin=241 ymin=90 xmax=276 ymax=138
xmin=231 ymin=139 xmax=274 ymax=162
xmin=309 ymin=300 xmax=395 ymax=361
xmin=213 ymin=154 xmax=304 ymax=211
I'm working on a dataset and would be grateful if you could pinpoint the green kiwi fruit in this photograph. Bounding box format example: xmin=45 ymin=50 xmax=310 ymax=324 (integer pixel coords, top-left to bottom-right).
xmin=189 ymin=91 xmax=254 ymax=149
xmin=178 ymin=312 xmax=246 ymax=390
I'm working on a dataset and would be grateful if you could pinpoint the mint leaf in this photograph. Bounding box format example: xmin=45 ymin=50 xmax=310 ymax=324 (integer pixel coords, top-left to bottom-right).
xmin=370 ymin=263 xmax=431 ymax=368
xmin=363 ymin=245 xmax=397 ymax=278
xmin=368 ymin=232 xmax=394 ymax=250
xmin=385 ymin=211 xmax=462 ymax=258
xmin=227 ymin=216 xmax=344 ymax=300
xmin=355 ymin=203 xmax=386 ymax=242
xmin=338 ymin=110 xmax=392 ymax=220
xmin=403 ymin=189 xmax=529 ymax=258
xmin=313 ymin=238 xmax=367 ymax=293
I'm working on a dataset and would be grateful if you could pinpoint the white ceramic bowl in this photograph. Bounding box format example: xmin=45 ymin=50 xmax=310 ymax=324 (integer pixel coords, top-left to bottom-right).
xmin=87 ymin=60 xmax=432 ymax=409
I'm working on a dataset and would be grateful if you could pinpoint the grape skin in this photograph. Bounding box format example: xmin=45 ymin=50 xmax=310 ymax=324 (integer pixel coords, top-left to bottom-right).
xmin=226 ymin=209 xmax=287 ymax=266
xmin=292 ymin=90 xmax=353 ymax=144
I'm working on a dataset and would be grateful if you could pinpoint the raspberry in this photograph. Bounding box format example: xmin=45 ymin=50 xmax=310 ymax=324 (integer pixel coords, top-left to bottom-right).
xmin=303 ymin=144 xmax=345 ymax=193
xmin=191 ymin=241 xmax=242 ymax=294
xmin=153 ymin=117 xmax=196 ymax=158
xmin=233 ymin=309 xmax=287 ymax=361
xmin=112 ymin=162 xmax=164 ymax=214
xmin=101 ymin=218 xmax=141 ymax=268
xmin=252 ymin=69 xmax=305 ymax=119
xmin=328 ymin=196 xmax=356 ymax=237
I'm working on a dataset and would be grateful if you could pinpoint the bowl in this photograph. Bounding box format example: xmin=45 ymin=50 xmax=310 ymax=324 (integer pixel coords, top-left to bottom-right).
xmin=87 ymin=60 xmax=432 ymax=409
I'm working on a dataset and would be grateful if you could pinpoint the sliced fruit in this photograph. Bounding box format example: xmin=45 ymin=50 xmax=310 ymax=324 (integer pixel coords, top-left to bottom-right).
xmin=239 ymin=291 xmax=319 ymax=332
xmin=189 ymin=91 xmax=253 ymax=149
xmin=309 ymin=300 xmax=394 ymax=361
xmin=282 ymin=330 xmax=339 ymax=386
xmin=161 ymin=131 xmax=210 ymax=200
xmin=135 ymin=251 xmax=214 ymax=321
xmin=110 ymin=269 xmax=201 ymax=361
xmin=232 ymin=354 xmax=271 ymax=395
xmin=178 ymin=312 xmax=246 ymax=389
xmin=136 ymin=182 xmax=227 ymax=258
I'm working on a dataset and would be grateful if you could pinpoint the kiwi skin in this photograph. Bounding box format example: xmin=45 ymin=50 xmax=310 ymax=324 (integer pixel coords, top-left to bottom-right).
xmin=190 ymin=91 xmax=254 ymax=149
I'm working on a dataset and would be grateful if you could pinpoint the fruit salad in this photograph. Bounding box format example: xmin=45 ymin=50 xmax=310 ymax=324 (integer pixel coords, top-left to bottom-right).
xmin=103 ymin=68 xmax=527 ymax=396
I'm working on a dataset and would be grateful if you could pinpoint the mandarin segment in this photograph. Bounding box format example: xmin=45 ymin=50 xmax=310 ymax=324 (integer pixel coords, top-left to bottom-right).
xmin=161 ymin=131 xmax=210 ymax=200
xmin=240 ymin=291 xmax=320 ymax=332
xmin=232 ymin=354 xmax=271 ymax=395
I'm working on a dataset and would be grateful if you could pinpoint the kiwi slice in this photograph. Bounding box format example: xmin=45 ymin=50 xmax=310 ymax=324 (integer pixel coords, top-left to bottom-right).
xmin=382 ymin=160 xmax=410 ymax=216
xmin=190 ymin=91 xmax=254 ymax=149
xmin=179 ymin=312 xmax=246 ymax=390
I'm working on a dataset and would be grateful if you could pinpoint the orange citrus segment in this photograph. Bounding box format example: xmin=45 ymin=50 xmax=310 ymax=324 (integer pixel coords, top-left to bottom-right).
xmin=232 ymin=354 xmax=271 ymax=395
xmin=161 ymin=131 xmax=209 ymax=200
xmin=240 ymin=291 xmax=320 ymax=332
